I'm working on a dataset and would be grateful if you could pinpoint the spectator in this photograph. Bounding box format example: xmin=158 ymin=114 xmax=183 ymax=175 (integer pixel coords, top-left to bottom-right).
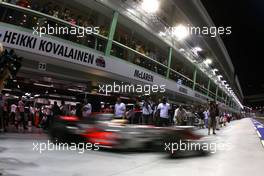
xmin=14 ymin=106 xmax=20 ymax=130
xmin=103 ymin=104 xmax=113 ymax=113
xmin=60 ymin=100 xmax=69 ymax=115
xmin=215 ymin=103 xmax=220 ymax=130
xmin=40 ymin=2 xmax=53 ymax=15
xmin=114 ymin=97 xmax=126 ymax=119
xmin=134 ymin=56 xmax=141 ymax=65
xmin=70 ymin=106 xmax=75 ymax=115
xmin=149 ymin=50 xmax=157 ymax=61
xmin=2 ymin=101 xmax=8 ymax=131
xmin=82 ymin=19 xmax=90 ymax=27
xmin=16 ymin=0 xmax=30 ymax=8
xmin=134 ymin=99 xmax=141 ymax=124
xmin=52 ymin=5 xmax=60 ymax=18
xmin=82 ymin=100 xmax=92 ymax=118
xmin=100 ymin=25 xmax=108 ymax=36
xmin=61 ymin=8 xmax=71 ymax=21
xmin=18 ymin=97 xmax=27 ymax=130
xmin=142 ymin=97 xmax=153 ymax=125
xmin=52 ymin=101 xmax=61 ymax=117
xmin=10 ymin=103 xmax=17 ymax=125
xmin=0 ymin=95 xmax=4 ymax=132
xmin=157 ymin=97 xmax=171 ymax=126
xmin=29 ymin=104 xmax=35 ymax=124
xmin=69 ymin=15 xmax=77 ymax=25
xmin=135 ymin=41 xmax=142 ymax=52
xmin=203 ymin=108 xmax=209 ymax=128
xmin=198 ymin=106 xmax=205 ymax=128
xmin=174 ymin=105 xmax=187 ymax=126
xmin=75 ymin=103 xmax=83 ymax=118
xmin=208 ymin=102 xmax=217 ymax=135
xmin=76 ymin=15 xmax=83 ymax=26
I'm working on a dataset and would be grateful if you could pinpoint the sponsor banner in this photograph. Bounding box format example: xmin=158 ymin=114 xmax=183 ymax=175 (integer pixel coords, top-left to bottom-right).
xmin=134 ymin=69 xmax=154 ymax=82
xmin=0 ymin=27 xmax=106 ymax=69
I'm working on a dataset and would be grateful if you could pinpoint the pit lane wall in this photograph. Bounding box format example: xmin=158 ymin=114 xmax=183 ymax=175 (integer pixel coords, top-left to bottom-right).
xmin=0 ymin=23 xmax=238 ymax=113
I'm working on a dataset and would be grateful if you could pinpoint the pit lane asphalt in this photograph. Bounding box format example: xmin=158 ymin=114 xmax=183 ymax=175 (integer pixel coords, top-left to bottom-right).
xmin=0 ymin=118 xmax=263 ymax=176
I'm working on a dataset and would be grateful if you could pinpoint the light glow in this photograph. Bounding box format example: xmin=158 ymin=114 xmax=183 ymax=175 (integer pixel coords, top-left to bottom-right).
xmin=194 ymin=47 xmax=202 ymax=52
xmin=204 ymin=58 xmax=212 ymax=65
xmin=173 ymin=24 xmax=189 ymax=40
xmin=141 ymin=0 xmax=159 ymax=13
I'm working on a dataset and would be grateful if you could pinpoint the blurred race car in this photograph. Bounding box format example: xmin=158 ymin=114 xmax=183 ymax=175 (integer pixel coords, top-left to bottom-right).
xmin=48 ymin=115 xmax=84 ymax=143
xmin=48 ymin=113 xmax=211 ymax=157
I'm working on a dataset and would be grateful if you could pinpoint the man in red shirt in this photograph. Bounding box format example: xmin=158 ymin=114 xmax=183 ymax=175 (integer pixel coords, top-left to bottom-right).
xmin=16 ymin=0 xmax=30 ymax=8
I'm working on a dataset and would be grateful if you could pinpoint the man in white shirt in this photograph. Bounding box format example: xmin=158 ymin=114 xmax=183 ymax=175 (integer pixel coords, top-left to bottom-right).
xmin=115 ymin=97 xmax=126 ymax=119
xmin=157 ymin=97 xmax=171 ymax=126
xmin=10 ymin=103 xmax=17 ymax=124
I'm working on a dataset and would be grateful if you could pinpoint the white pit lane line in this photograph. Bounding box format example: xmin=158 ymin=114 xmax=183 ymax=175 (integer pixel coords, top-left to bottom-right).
xmin=256 ymin=131 xmax=262 ymax=138
xmin=251 ymin=119 xmax=264 ymax=147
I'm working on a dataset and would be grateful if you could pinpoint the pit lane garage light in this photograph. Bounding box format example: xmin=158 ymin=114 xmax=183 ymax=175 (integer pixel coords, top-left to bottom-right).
xmin=213 ymin=68 xmax=218 ymax=72
xmin=179 ymin=48 xmax=185 ymax=52
xmin=120 ymin=96 xmax=130 ymax=100
xmin=212 ymin=68 xmax=218 ymax=75
xmin=192 ymin=47 xmax=202 ymax=56
xmin=204 ymin=58 xmax=212 ymax=65
xmin=159 ymin=31 xmax=166 ymax=37
xmin=33 ymin=83 xmax=54 ymax=88
xmin=127 ymin=8 xmax=135 ymax=14
xmin=172 ymin=24 xmax=189 ymax=41
xmin=141 ymin=0 xmax=160 ymax=13
xmin=3 ymin=88 xmax=12 ymax=92
xmin=67 ymin=88 xmax=84 ymax=93
xmin=194 ymin=47 xmax=202 ymax=52
xmin=217 ymin=75 xmax=223 ymax=80
xmin=25 ymin=93 xmax=31 ymax=96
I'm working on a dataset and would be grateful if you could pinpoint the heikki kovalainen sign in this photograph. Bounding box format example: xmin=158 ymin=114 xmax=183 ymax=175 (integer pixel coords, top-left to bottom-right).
xmin=0 ymin=27 xmax=106 ymax=68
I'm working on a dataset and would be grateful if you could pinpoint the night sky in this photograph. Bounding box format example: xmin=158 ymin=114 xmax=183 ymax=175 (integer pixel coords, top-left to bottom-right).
xmin=201 ymin=0 xmax=264 ymax=105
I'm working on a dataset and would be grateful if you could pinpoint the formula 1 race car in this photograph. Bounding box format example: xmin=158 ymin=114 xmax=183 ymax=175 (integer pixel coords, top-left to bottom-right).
xmin=48 ymin=113 xmax=211 ymax=157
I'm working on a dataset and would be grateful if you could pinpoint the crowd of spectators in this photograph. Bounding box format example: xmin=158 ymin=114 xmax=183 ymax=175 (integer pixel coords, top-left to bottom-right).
xmin=1 ymin=0 xmax=201 ymax=88
xmin=3 ymin=0 xmax=106 ymax=32
xmin=2 ymin=0 xmax=170 ymax=76
xmin=0 ymin=91 xmax=241 ymax=135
